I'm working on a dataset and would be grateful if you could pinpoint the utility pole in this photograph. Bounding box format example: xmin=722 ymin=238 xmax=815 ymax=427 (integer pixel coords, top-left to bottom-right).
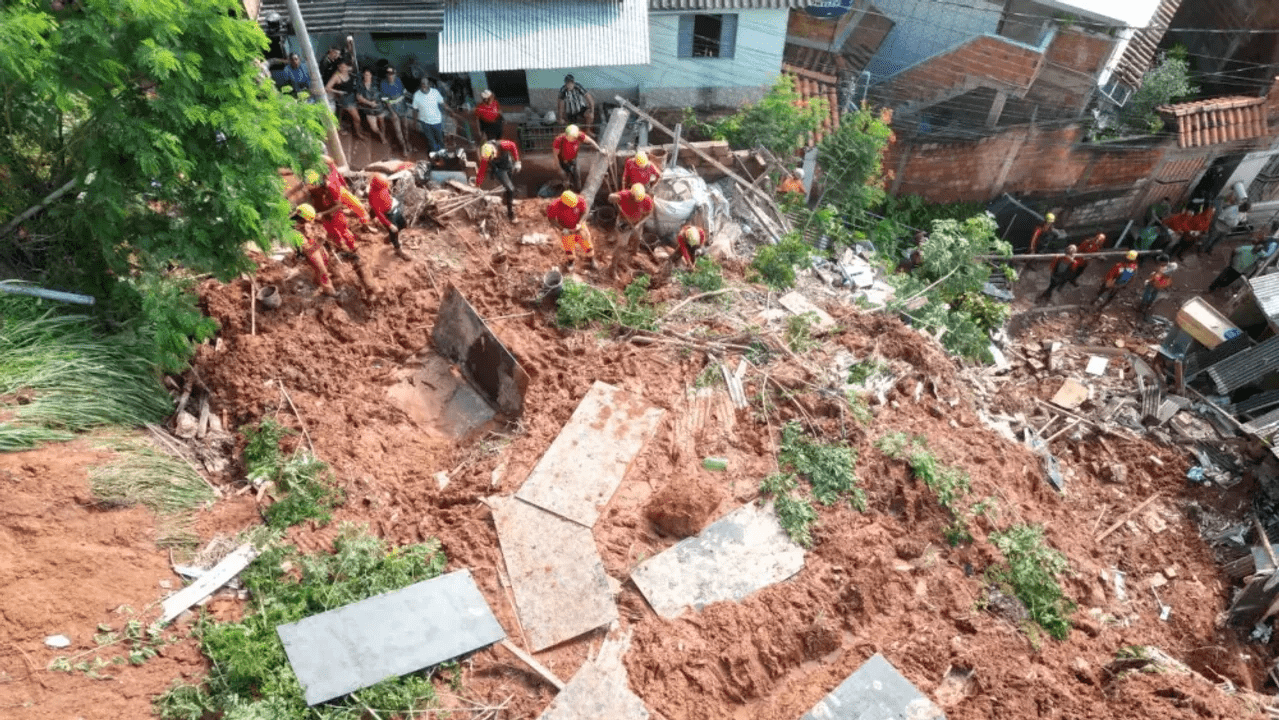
xmin=283 ymin=0 xmax=348 ymax=169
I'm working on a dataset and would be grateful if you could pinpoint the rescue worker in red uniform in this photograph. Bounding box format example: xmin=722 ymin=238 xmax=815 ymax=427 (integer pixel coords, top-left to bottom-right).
xmin=477 ymin=139 xmax=521 ymax=221
xmin=1093 ymin=250 xmax=1138 ymax=309
xmin=1039 ymin=244 xmax=1079 ymax=303
xmin=306 ymin=163 xmax=368 ymax=256
xmin=474 ymin=89 xmax=504 ymax=142
xmin=547 ymin=190 xmax=593 ymax=270
xmin=622 ymin=150 xmax=661 ymax=190
xmin=778 ymin=168 xmax=805 ymax=198
xmin=292 ymin=203 xmax=338 ymax=297
xmin=608 ymin=183 xmax=654 ymax=274
xmin=675 ymin=225 xmax=706 ymax=267
xmin=1070 ymin=232 xmax=1105 ymax=285
xmin=367 ymin=173 xmax=409 ymax=259
xmin=1028 ymin=212 xmax=1056 ymax=254
xmin=551 ymin=124 xmax=599 ymax=193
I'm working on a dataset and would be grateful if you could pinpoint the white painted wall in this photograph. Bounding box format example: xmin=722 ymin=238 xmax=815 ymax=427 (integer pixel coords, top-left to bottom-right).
xmin=521 ymin=9 xmax=789 ymax=109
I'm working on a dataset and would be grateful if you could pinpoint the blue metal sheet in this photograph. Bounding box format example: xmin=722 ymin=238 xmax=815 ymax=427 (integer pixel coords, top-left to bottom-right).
xmin=440 ymin=0 xmax=650 ymax=73
xmin=276 ymin=569 xmax=504 ymax=706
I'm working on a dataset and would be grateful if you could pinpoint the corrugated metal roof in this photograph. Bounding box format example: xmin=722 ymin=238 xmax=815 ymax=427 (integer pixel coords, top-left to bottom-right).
xmin=440 ymin=0 xmax=650 ymax=73
xmin=1207 ymin=334 xmax=1279 ymax=394
xmin=650 ymin=0 xmax=815 ymax=9
xmin=1113 ymin=0 xmax=1182 ymax=88
xmin=257 ymin=0 xmax=443 ymax=34
xmin=1250 ymin=273 xmax=1279 ymax=324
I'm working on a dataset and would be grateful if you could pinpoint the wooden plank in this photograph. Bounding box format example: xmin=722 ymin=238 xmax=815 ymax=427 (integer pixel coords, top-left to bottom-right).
xmin=516 ymin=381 xmax=663 ymax=528
xmin=1096 ymin=493 xmax=1162 ymax=542
xmin=160 ymin=544 xmax=258 ymax=624
xmin=499 ymin=639 xmax=565 ymax=691
xmin=490 ymin=496 xmax=617 ymax=652
xmin=579 ymin=108 xmax=630 ymax=206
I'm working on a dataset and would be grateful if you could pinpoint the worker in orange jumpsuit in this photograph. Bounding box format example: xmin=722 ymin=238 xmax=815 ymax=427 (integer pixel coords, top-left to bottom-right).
xmin=292 ymin=204 xmax=337 ymax=296
xmin=1039 ymin=244 xmax=1079 ymax=303
xmin=1176 ymin=206 xmax=1214 ymax=260
xmin=1070 ymin=232 xmax=1105 ymax=285
xmin=675 ymin=224 xmax=706 ymax=267
xmin=547 ymin=190 xmax=593 ymax=271
xmin=778 ymin=168 xmax=805 ymax=198
xmin=1138 ymin=255 xmax=1176 ymax=321
xmin=608 ymin=183 xmax=655 ymax=274
xmin=367 ymin=173 xmax=409 ymax=258
xmin=622 ymin=150 xmax=661 ymax=190
xmin=306 ymin=164 xmax=368 ymax=255
xmin=477 ymin=139 xmax=521 ymax=221
xmin=1161 ymin=208 xmax=1194 ymax=259
xmin=1028 ymin=212 xmax=1056 ymax=254
xmin=551 ymin=124 xmax=598 ymax=193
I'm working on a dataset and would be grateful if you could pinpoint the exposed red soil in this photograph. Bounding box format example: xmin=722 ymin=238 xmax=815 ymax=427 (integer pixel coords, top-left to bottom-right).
xmin=4 ymin=194 xmax=1274 ymax=719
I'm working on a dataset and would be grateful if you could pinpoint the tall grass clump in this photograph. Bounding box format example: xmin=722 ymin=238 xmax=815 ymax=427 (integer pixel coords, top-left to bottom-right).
xmin=90 ymin=436 xmax=216 ymax=547
xmin=0 ymin=297 xmax=169 ymax=451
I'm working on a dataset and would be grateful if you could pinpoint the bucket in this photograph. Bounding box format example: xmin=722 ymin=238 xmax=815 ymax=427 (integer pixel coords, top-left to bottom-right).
xmin=647 ymin=148 xmax=668 ymax=169
xmin=594 ymin=205 xmax=617 ymax=230
xmin=539 ymin=270 xmax=564 ymax=305
xmin=256 ymin=285 xmax=282 ymax=309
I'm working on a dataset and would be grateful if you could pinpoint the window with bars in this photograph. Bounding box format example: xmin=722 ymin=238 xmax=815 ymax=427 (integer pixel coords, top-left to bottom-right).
xmin=677 ymin=13 xmax=737 ymax=59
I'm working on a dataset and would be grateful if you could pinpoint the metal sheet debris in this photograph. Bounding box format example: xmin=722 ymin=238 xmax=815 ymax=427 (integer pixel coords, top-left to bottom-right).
xmin=432 ymin=284 xmax=530 ymax=418
xmin=276 ymin=569 xmax=504 ymax=706
xmin=537 ymin=630 xmax=649 ymax=720
xmin=161 ymin=544 xmax=258 ymax=624
xmin=800 ymin=653 xmax=946 ymax=720
xmin=516 ymin=381 xmax=663 ymax=528
xmin=490 ymin=496 xmax=618 ymax=652
xmin=630 ymin=502 xmax=805 ymax=619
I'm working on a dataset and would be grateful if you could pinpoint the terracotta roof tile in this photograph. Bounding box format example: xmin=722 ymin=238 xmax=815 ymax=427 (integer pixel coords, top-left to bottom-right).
xmin=783 ymin=63 xmax=841 ymax=146
xmin=1158 ymin=94 xmax=1268 ymax=148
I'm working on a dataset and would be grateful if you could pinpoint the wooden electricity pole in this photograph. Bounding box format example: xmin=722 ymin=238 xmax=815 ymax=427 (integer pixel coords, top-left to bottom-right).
xmin=284 ymin=0 xmax=348 ymax=169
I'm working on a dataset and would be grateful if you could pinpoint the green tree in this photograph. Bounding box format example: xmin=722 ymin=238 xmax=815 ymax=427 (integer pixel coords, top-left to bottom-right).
xmin=695 ymin=75 xmax=827 ymax=156
xmin=1 ymin=0 xmax=327 ymax=370
xmin=816 ymin=105 xmax=895 ymax=218
xmin=1113 ymin=51 xmax=1197 ymax=136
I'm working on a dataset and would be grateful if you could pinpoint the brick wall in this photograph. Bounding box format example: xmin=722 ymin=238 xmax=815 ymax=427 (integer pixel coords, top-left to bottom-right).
xmin=873 ymin=35 xmax=1047 ymax=113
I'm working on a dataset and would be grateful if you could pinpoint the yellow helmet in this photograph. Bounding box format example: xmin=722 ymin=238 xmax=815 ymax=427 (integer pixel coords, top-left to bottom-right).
xmin=304 ymin=169 xmax=322 ymax=185
xmin=631 ymin=183 xmax=646 ymax=200
xmin=1126 ymin=250 xmax=1138 ymax=260
xmin=481 ymin=143 xmax=497 ymax=159
xmin=565 ymin=124 xmax=581 ymax=139
xmin=684 ymin=226 xmax=701 ymax=245
xmin=560 ymin=190 xmax=578 ymax=207
xmin=1045 ymin=212 xmax=1056 ymax=223
xmin=296 ymin=203 xmax=316 ymax=221
xmin=635 ymin=151 xmax=648 ymax=167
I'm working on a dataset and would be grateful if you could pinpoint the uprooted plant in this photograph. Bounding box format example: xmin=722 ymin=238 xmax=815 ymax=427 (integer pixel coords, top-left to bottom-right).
xmin=242 ymin=419 xmax=342 ymax=530
xmin=556 ymin=276 xmax=659 ymax=331
xmin=761 ymin=422 xmax=865 ymax=547
xmin=987 ymin=524 xmax=1075 ymax=641
xmin=876 ymin=432 xmax=973 ymax=545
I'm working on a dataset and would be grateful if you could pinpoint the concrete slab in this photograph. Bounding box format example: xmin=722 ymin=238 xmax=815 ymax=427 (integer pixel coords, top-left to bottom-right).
xmin=778 ymin=291 xmax=835 ymax=331
xmin=538 ymin=630 xmax=649 ymax=720
xmin=432 ymin=284 xmax=530 ymax=419
xmin=630 ymin=502 xmax=805 ymax=619
xmin=276 ymin=569 xmax=504 ymax=706
xmin=515 ymin=381 xmax=663 ymax=528
xmin=801 ymin=653 xmax=946 ymax=720
xmin=490 ymin=496 xmax=618 ymax=652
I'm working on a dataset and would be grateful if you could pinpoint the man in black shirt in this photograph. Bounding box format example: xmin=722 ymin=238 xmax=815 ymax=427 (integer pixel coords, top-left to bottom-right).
xmin=319 ymin=46 xmax=346 ymax=84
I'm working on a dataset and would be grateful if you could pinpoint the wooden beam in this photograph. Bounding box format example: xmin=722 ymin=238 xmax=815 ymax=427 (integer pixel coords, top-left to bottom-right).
xmin=498 ymin=639 xmax=566 ymax=691
xmin=580 ymin=107 xmax=630 ymax=206
xmin=1096 ymin=492 xmax=1162 ymax=542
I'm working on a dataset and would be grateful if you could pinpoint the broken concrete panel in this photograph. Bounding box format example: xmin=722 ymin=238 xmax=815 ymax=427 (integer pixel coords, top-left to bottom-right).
xmin=630 ymin=502 xmax=805 ymax=619
xmin=490 ymin=496 xmax=618 ymax=652
xmin=431 ymin=284 xmax=530 ymax=418
xmin=1050 ymin=379 xmax=1089 ymax=410
xmin=778 ymin=291 xmax=835 ymax=331
xmin=538 ymin=630 xmax=649 ymax=720
xmin=276 ymin=569 xmax=504 ymax=706
xmin=516 ymin=381 xmax=663 ymax=528
xmin=801 ymin=653 xmax=946 ymax=720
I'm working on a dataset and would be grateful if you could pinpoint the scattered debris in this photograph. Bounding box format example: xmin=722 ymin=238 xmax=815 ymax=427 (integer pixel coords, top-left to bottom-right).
xmin=800 ymin=653 xmax=946 ymax=720
xmin=160 ymin=543 xmax=258 ymax=624
xmin=44 ymin=634 xmax=71 ymax=649
xmin=1085 ymin=356 xmax=1109 ymax=376
xmin=276 ymin=569 xmax=504 ymax=706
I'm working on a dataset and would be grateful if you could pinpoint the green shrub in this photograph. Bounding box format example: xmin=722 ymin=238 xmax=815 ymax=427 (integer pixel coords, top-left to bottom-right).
xmin=750 ymin=232 xmax=812 ymax=290
xmin=693 ymin=75 xmax=827 ymax=156
xmin=988 ymin=525 xmax=1074 ymax=640
xmin=556 ymin=277 xmax=658 ymax=331
xmin=760 ymin=473 xmax=817 ymax=548
xmin=242 ymin=419 xmax=342 ymax=530
xmin=778 ymin=422 xmax=862 ymax=508
xmin=677 ymin=257 xmax=725 ymax=294
xmin=157 ymin=526 xmax=448 ymax=720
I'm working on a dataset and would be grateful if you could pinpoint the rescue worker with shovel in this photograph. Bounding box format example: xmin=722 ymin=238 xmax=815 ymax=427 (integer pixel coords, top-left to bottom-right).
xmin=675 ymin=225 xmax=706 ymax=267
xmin=305 ymin=163 xmax=379 ymax=297
xmin=547 ymin=190 xmax=594 ymax=271
xmin=608 ymin=183 xmax=654 ymax=276
xmin=476 ymin=139 xmax=521 ymax=221
xmin=367 ymin=173 xmax=410 ymax=259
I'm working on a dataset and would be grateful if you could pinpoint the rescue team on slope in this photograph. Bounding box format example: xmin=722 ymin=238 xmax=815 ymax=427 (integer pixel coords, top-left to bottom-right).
xmin=1024 ymin=192 xmax=1278 ymax=321
xmin=288 ymin=140 xmax=704 ymax=297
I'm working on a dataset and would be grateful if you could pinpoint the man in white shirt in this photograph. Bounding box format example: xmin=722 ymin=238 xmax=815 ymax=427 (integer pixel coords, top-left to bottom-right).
xmin=413 ymin=78 xmax=446 ymax=155
xmin=1203 ymin=198 xmax=1249 ymax=255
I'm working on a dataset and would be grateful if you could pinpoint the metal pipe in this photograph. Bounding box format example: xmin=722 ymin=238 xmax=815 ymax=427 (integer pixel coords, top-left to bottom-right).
xmin=284 ymin=0 xmax=348 ymax=169
xmin=0 ymin=281 xmax=95 ymax=306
